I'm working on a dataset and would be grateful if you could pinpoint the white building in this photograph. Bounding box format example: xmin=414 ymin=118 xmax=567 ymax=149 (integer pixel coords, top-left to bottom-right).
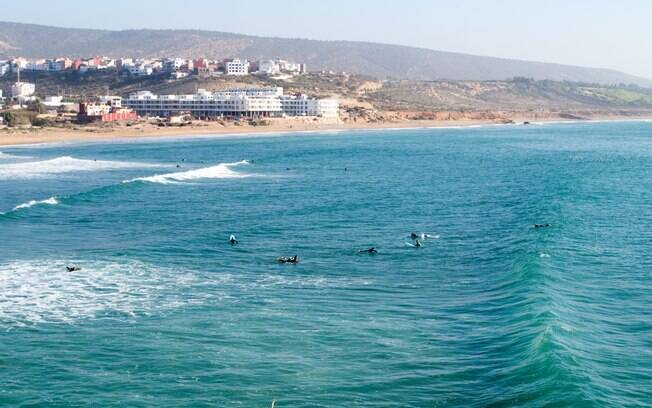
xmin=225 ymin=59 xmax=250 ymax=76
xmin=98 ymin=95 xmax=123 ymax=108
xmin=129 ymin=64 xmax=154 ymax=76
xmin=43 ymin=96 xmax=64 ymax=108
xmin=163 ymin=58 xmax=187 ymax=71
xmin=277 ymin=60 xmax=307 ymax=74
xmin=0 ymin=63 xmax=9 ymax=76
xmin=280 ymin=95 xmax=339 ymax=118
xmin=11 ymin=82 xmax=36 ymax=102
xmin=258 ymin=60 xmax=280 ymax=75
xmin=124 ymin=87 xmax=338 ymax=119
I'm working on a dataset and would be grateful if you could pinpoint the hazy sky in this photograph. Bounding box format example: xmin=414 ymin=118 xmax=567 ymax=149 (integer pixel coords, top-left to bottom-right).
xmin=4 ymin=0 xmax=652 ymax=78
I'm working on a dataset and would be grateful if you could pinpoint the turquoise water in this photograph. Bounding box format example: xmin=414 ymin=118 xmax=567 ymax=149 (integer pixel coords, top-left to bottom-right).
xmin=1 ymin=122 xmax=651 ymax=407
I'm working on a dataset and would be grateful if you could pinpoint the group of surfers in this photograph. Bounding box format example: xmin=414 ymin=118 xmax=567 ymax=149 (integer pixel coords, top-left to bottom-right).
xmin=66 ymin=224 xmax=551 ymax=271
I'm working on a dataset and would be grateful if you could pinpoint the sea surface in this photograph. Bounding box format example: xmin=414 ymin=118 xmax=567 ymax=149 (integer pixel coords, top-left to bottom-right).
xmin=0 ymin=122 xmax=651 ymax=407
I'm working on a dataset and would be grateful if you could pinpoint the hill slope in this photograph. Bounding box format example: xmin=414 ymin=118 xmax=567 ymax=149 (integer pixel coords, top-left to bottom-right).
xmin=0 ymin=21 xmax=650 ymax=87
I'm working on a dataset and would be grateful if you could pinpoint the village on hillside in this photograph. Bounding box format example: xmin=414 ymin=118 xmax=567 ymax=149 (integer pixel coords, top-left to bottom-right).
xmin=0 ymin=55 xmax=342 ymax=128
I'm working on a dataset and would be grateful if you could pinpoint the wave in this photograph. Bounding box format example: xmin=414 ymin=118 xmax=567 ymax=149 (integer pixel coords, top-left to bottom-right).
xmin=126 ymin=160 xmax=251 ymax=184
xmin=0 ymin=151 xmax=31 ymax=160
xmin=0 ymin=259 xmax=200 ymax=327
xmin=0 ymin=156 xmax=164 ymax=180
xmin=13 ymin=196 xmax=59 ymax=211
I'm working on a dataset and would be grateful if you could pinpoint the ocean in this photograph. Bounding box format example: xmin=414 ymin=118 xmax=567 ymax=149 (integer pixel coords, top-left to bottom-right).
xmin=1 ymin=122 xmax=651 ymax=407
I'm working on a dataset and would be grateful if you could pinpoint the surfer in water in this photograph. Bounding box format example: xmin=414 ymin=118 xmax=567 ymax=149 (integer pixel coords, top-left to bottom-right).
xmin=414 ymin=239 xmax=422 ymax=248
xmin=229 ymin=234 xmax=238 ymax=245
xmin=66 ymin=265 xmax=81 ymax=272
xmin=534 ymin=223 xmax=551 ymax=228
xmin=359 ymin=247 xmax=378 ymax=254
xmin=278 ymin=255 xmax=299 ymax=264
xmin=411 ymin=232 xmax=438 ymax=240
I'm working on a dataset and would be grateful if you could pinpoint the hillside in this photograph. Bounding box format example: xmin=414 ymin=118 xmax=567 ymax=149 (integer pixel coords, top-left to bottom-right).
xmin=0 ymin=21 xmax=650 ymax=87
xmin=3 ymin=70 xmax=652 ymax=120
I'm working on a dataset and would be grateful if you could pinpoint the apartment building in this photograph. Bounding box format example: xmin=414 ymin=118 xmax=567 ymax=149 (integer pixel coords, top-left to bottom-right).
xmin=124 ymin=88 xmax=337 ymax=118
xmin=225 ymin=59 xmax=250 ymax=75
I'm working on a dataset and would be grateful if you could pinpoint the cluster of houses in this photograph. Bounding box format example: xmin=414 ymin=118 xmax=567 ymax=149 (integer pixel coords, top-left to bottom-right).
xmin=1 ymin=79 xmax=338 ymax=125
xmin=0 ymin=55 xmax=339 ymax=126
xmin=0 ymin=56 xmax=308 ymax=78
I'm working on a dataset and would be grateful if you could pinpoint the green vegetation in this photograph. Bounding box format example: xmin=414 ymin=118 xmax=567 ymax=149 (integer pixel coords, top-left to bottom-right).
xmin=2 ymin=110 xmax=37 ymax=127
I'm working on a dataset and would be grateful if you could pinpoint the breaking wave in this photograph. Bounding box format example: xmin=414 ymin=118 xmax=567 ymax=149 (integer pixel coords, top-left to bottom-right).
xmin=0 ymin=156 xmax=164 ymax=180
xmin=127 ymin=160 xmax=252 ymax=184
xmin=13 ymin=197 xmax=59 ymax=211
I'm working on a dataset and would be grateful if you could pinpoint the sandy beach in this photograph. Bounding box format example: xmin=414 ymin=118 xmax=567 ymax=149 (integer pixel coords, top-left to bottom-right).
xmin=1 ymin=114 xmax=651 ymax=147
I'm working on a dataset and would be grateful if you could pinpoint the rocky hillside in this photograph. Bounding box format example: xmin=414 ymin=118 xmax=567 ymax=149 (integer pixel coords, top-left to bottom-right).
xmin=1 ymin=21 xmax=650 ymax=87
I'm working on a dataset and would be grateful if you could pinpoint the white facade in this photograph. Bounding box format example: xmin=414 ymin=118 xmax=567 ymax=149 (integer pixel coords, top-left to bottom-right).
xmin=129 ymin=64 xmax=154 ymax=76
xmin=98 ymin=95 xmax=123 ymax=108
xmin=12 ymin=82 xmax=36 ymax=100
xmin=125 ymin=88 xmax=280 ymax=117
xmin=280 ymin=95 xmax=339 ymax=118
xmin=164 ymin=58 xmax=186 ymax=71
xmin=258 ymin=60 xmax=280 ymax=75
xmin=225 ymin=59 xmax=250 ymax=75
xmin=0 ymin=64 xmax=9 ymax=76
xmin=124 ymin=87 xmax=338 ymax=118
xmin=83 ymin=103 xmax=112 ymax=116
xmin=43 ymin=96 xmax=64 ymax=108
xmin=277 ymin=60 xmax=306 ymax=74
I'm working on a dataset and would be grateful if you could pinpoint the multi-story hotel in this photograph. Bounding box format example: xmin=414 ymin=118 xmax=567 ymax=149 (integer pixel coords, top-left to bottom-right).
xmin=124 ymin=87 xmax=338 ymax=118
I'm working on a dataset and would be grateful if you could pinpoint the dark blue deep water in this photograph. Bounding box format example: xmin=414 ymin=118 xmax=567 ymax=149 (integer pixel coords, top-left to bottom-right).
xmin=1 ymin=122 xmax=651 ymax=407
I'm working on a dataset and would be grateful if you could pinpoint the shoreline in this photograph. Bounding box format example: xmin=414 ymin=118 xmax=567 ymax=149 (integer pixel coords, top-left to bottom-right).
xmin=1 ymin=115 xmax=651 ymax=148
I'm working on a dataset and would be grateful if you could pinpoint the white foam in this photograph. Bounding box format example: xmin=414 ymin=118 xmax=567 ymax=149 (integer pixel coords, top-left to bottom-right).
xmin=13 ymin=197 xmax=59 ymax=211
xmin=0 ymin=259 xmax=199 ymax=327
xmin=0 ymin=156 xmax=164 ymax=180
xmin=128 ymin=160 xmax=251 ymax=185
xmin=0 ymin=151 xmax=33 ymax=160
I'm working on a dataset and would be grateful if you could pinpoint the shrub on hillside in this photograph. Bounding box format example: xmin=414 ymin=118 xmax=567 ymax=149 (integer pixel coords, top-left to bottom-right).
xmin=2 ymin=110 xmax=37 ymax=127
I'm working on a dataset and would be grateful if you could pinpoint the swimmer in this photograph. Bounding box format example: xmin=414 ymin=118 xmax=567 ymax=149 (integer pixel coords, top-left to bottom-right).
xmin=359 ymin=247 xmax=378 ymax=254
xmin=66 ymin=265 xmax=81 ymax=272
xmin=229 ymin=234 xmax=238 ymax=245
xmin=534 ymin=223 xmax=551 ymax=228
xmin=414 ymin=239 xmax=422 ymax=248
xmin=278 ymin=255 xmax=299 ymax=264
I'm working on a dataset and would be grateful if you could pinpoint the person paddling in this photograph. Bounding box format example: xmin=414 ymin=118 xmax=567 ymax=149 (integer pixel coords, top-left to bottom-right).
xmin=278 ymin=255 xmax=299 ymax=264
